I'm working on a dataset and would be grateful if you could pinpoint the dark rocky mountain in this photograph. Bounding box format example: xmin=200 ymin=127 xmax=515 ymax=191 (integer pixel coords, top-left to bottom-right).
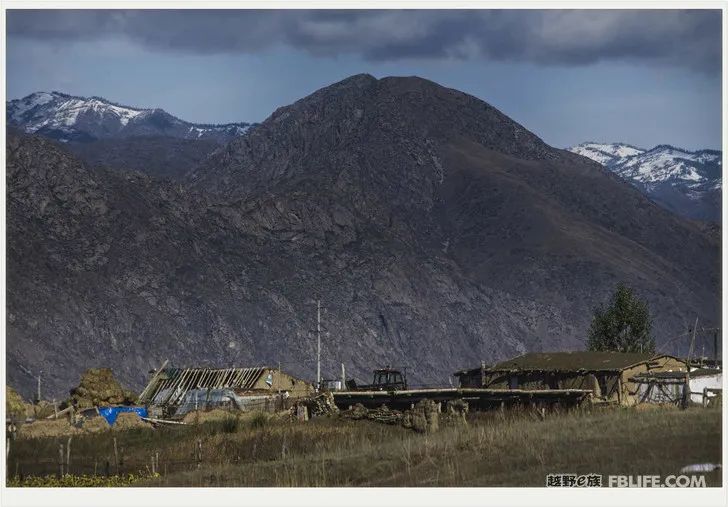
xmin=65 ymin=136 xmax=220 ymax=181
xmin=6 ymin=75 xmax=720 ymax=400
xmin=570 ymin=142 xmax=721 ymax=222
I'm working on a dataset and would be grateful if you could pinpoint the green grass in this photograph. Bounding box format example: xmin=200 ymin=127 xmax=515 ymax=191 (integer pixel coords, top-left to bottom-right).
xmin=7 ymin=406 xmax=721 ymax=487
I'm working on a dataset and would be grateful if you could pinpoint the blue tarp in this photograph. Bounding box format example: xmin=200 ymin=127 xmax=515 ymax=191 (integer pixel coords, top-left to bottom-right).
xmin=97 ymin=406 xmax=148 ymax=426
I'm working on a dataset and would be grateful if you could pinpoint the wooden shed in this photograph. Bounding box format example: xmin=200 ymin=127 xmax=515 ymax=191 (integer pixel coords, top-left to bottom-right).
xmin=138 ymin=365 xmax=313 ymax=417
xmin=454 ymin=352 xmax=686 ymax=406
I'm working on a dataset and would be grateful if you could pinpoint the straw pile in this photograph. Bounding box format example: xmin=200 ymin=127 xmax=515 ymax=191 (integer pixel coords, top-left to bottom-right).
xmin=18 ymin=419 xmax=81 ymax=439
xmin=6 ymin=386 xmax=32 ymax=420
xmin=69 ymin=368 xmax=136 ymax=409
xmin=113 ymin=412 xmax=150 ymax=430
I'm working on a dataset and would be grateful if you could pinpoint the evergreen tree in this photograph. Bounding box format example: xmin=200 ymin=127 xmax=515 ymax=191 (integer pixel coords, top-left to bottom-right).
xmin=587 ymin=283 xmax=655 ymax=354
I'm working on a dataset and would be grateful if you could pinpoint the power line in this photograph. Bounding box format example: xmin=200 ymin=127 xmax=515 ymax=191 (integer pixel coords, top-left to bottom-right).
xmin=655 ymin=331 xmax=692 ymax=354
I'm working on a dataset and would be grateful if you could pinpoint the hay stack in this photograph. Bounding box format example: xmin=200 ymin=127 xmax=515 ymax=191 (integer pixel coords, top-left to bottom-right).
xmin=79 ymin=412 xmax=149 ymax=433
xmin=6 ymin=386 xmax=32 ymax=420
xmin=180 ymin=409 xmax=272 ymax=425
xmin=113 ymin=412 xmax=150 ymax=430
xmin=18 ymin=419 xmax=81 ymax=439
xmin=69 ymin=368 xmax=136 ymax=409
xmin=182 ymin=409 xmax=235 ymax=424
xmin=401 ymin=400 xmax=440 ymax=433
xmin=81 ymin=416 xmax=112 ymax=433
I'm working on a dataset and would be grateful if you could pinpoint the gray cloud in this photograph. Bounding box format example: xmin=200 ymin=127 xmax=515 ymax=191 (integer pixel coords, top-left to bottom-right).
xmin=7 ymin=9 xmax=722 ymax=72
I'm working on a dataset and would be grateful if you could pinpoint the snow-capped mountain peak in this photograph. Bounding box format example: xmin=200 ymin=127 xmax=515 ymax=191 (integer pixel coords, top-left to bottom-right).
xmin=569 ymin=142 xmax=646 ymax=166
xmin=7 ymin=91 xmax=254 ymax=143
xmin=10 ymin=91 xmax=146 ymax=127
xmin=617 ymin=145 xmax=721 ymax=186
xmin=568 ymin=141 xmax=722 ymax=222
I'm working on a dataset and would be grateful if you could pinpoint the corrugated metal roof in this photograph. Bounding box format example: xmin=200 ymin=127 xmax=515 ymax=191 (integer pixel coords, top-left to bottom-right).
xmin=487 ymin=351 xmax=671 ymax=372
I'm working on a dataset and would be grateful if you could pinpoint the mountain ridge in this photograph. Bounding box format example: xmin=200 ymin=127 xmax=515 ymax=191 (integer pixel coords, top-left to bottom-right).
xmin=569 ymin=141 xmax=721 ymax=221
xmin=6 ymin=75 xmax=721 ymax=400
xmin=7 ymin=90 xmax=255 ymax=143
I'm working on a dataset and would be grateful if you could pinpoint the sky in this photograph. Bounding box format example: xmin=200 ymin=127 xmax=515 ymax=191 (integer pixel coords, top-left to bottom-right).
xmin=5 ymin=9 xmax=723 ymax=150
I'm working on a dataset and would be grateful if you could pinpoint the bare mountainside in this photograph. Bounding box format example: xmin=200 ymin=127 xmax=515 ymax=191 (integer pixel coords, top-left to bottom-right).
xmin=65 ymin=136 xmax=220 ymax=181
xmin=6 ymin=74 xmax=720 ymax=399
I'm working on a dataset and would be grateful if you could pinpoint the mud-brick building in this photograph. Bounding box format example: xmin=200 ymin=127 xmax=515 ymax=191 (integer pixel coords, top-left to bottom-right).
xmin=138 ymin=365 xmax=313 ymax=418
xmin=454 ymin=352 xmax=686 ymax=406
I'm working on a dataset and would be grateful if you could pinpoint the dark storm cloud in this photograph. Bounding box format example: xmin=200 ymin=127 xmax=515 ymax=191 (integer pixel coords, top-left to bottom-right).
xmin=7 ymin=9 xmax=722 ymax=72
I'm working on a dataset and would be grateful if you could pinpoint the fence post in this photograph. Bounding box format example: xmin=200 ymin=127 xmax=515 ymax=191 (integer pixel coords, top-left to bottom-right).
xmin=6 ymin=438 xmax=10 ymax=482
xmin=66 ymin=436 xmax=72 ymax=475
xmin=113 ymin=437 xmax=119 ymax=474
xmin=196 ymin=440 xmax=202 ymax=470
xmin=58 ymin=443 xmax=64 ymax=478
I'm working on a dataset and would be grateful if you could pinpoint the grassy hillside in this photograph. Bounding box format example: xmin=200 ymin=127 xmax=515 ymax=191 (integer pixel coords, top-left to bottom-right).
xmin=7 ymin=406 xmax=721 ymax=487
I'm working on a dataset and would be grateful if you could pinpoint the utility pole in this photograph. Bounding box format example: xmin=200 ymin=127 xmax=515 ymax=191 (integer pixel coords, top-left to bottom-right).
xmin=341 ymin=363 xmax=346 ymax=389
xmin=36 ymin=372 xmax=42 ymax=405
xmin=699 ymin=327 xmax=721 ymax=366
xmin=714 ymin=329 xmax=719 ymax=364
xmin=683 ymin=317 xmax=698 ymax=410
xmin=316 ymin=299 xmax=321 ymax=389
xmin=687 ymin=317 xmax=699 ymax=364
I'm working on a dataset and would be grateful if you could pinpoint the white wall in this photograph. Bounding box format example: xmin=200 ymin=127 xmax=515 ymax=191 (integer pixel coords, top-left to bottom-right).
xmin=689 ymin=373 xmax=722 ymax=404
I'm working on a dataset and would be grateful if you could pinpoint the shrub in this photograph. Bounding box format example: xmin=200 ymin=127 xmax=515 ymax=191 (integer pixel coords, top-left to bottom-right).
xmin=249 ymin=412 xmax=268 ymax=429
xmin=220 ymin=414 xmax=240 ymax=433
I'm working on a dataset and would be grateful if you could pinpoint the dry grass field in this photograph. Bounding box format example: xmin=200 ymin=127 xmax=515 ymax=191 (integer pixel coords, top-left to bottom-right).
xmin=7 ymin=405 xmax=721 ymax=487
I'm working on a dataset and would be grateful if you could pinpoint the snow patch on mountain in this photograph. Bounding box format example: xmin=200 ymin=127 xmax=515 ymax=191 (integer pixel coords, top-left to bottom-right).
xmin=9 ymin=92 xmax=56 ymax=121
xmin=568 ymin=142 xmax=722 ymax=222
xmin=569 ymin=142 xmax=720 ymax=186
xmin=570 ymin=142 xmax=645 ymax=165
xmin=7 ymin=91 xmax=254 ymax=143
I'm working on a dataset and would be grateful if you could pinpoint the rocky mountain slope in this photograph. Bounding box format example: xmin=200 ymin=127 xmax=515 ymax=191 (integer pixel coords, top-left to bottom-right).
xmin=64 ymin=136 xmax=220 ymax=181
xmin=569 ymin=142 xmax=721 ymax=222
xmin=6 ymin=75 xmax=720 ymax=399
